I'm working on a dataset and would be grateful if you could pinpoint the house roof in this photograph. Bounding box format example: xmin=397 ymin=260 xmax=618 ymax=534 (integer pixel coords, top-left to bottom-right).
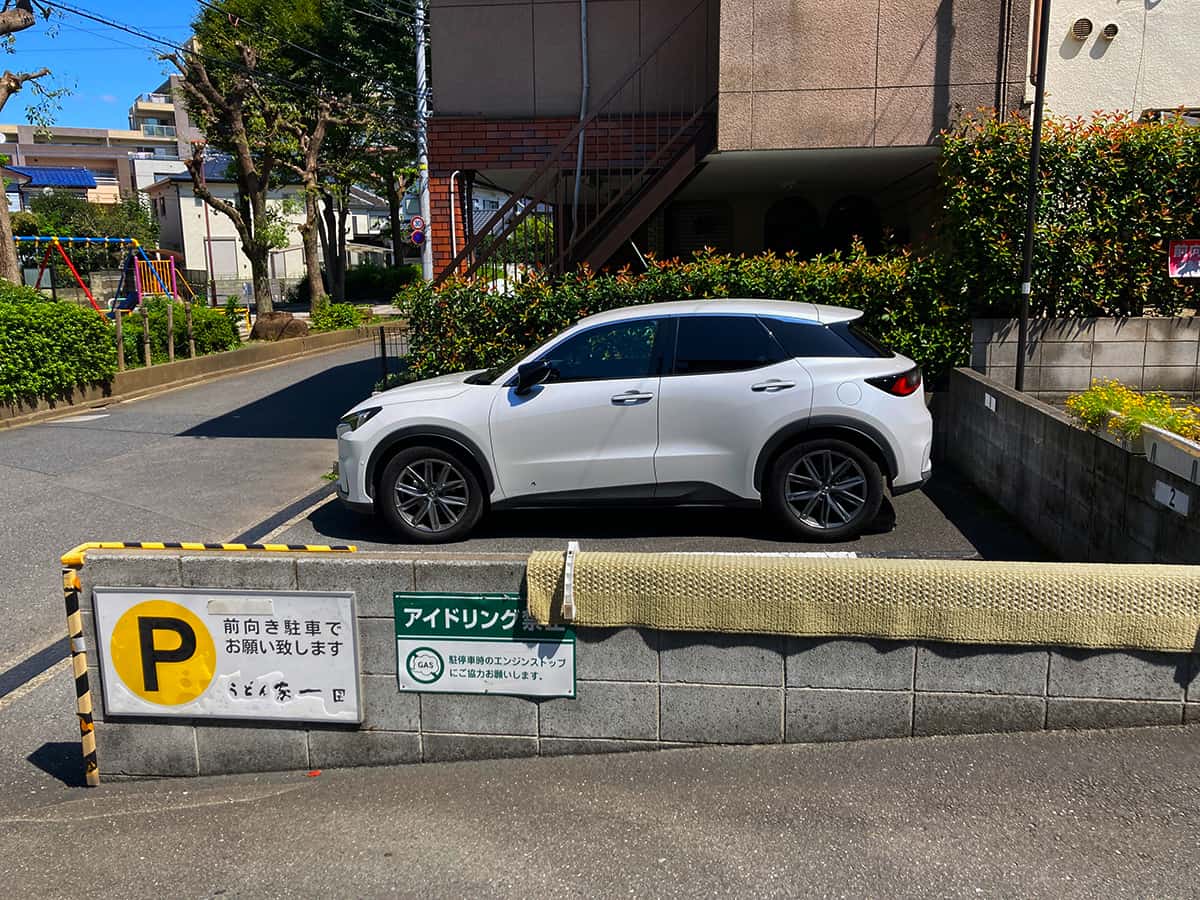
xmin=3 ymin=165 xmax=97 ymax=189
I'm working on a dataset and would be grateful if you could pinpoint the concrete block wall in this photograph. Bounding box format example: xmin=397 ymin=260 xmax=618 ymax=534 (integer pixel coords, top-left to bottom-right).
xmin=941 ymin=368 xmax=1200 ymax=564
xmin=77 ymin=551 xmax=1199 ymax=778
xmin=971 ymin=317 xmax=1200 ymax=399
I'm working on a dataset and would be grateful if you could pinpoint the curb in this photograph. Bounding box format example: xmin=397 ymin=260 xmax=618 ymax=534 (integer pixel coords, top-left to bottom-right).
xmin=0 ymin=328 xmax=376 ymax=431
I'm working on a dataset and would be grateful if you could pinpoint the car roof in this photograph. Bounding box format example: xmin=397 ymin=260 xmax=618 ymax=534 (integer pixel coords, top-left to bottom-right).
xmin=576 ymin=298 xmax=862 ymax=327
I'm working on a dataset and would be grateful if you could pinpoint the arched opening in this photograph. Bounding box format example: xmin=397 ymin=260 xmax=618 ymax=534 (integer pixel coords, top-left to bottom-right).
xmin=763 ymin=196 xmax=821 ymax=258
xmin=824 ymin=195 xmax=882 ymax=255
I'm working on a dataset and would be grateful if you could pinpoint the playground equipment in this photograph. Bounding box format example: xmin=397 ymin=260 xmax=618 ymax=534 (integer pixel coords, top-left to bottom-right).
xmin=14 ymin=236 xmax=198 ymax=370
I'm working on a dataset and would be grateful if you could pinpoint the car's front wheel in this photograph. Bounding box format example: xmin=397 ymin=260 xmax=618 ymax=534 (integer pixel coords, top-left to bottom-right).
xmin=767 ymin=439 xmax=883 ymax=541
xmin=379 ymin=446 xmax=484 ymax=543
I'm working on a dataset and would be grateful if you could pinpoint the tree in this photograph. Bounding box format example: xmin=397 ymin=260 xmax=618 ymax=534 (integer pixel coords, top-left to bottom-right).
xmin=0 ymin=0 xmax=53 ymax=283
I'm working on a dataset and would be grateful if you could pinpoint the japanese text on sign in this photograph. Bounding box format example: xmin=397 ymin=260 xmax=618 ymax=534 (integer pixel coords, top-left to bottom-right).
xmin=93 ymin=587 xmax=361 ymax=723
xmin=394 ymin=592 xmax=575 ymax=698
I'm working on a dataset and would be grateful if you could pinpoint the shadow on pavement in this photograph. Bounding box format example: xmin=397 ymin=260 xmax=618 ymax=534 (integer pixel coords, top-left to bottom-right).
xmin=180 ymin=358 xmax=379 ymax=441
xmin=921 ymin=467 xmax=1053 ymax=561
xmin=27 ymin=742 xmax=87 ymax=788
xmin=306 ymin=494 xmax=899 ymax=547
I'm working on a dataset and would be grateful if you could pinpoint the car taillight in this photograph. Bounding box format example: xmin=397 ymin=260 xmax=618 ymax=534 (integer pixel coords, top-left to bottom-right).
xmin=866 ymin=367 xmax=922 ymax=397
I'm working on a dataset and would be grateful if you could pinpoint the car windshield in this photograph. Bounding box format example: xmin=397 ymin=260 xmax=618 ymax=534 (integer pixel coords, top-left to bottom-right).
xmin=462 ymin=331 xmax=563 ymax=385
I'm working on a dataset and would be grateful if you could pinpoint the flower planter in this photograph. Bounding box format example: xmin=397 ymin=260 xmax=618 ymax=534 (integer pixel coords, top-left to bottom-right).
xmin=1093 ymin=410 xmax=1144 ymax=454
xmin=1144 ymin=424 xmax=1200 ymax=485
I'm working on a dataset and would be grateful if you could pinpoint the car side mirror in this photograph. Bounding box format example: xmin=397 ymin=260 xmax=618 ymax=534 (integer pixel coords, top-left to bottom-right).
xmin=514 ymin=359 xmax=554 ymax=395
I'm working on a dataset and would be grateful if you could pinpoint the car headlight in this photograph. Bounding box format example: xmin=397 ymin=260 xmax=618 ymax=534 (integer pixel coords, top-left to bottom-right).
xmin=337 ymin=407 xmax=382 ymax=436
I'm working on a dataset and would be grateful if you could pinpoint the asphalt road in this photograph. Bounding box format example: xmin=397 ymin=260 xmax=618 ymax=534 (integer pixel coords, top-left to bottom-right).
xmin=0 ymin=341 xmax=378 ymax=671
xmin=0 ymin=669 xmax=1196 ymax=900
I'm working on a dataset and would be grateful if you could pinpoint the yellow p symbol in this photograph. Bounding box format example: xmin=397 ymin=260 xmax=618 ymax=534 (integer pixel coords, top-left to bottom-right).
xmin=110 ymin=600 xmax=216 ymax=705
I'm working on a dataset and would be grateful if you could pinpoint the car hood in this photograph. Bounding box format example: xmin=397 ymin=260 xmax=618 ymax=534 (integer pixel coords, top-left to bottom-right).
xmin=369 ymin=370 xmax=485 ymax=408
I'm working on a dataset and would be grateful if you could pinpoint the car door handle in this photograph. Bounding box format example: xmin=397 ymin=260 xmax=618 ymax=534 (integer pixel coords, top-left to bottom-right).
xmin=611 ymin=391 xmax=654 ymax=404
xmin=751 ymin=380 xmax=796 ymax=392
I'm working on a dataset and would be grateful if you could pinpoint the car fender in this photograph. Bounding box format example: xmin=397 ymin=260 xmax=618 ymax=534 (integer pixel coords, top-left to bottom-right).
xmin=752 ymin=416 xmax=900 ymax=492
xmin=365 ymin=425 xmax=497 ymax=501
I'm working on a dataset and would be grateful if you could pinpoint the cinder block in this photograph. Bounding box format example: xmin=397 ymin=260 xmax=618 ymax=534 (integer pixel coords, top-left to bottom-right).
xmin=95 ymin=721 xmax=197 ymax=776
xmin=913 ymin=693 xmax=1044 ymax=736
xmin=421 ymin=733 xmax=537 ymax=763
xmin=540 ymin=738 xmax=669 ymax=757
xmin=361 ymin=674 xmax=419 ymax=731
xmin=1092 ymin=318 xmax=1146 ymax=342
xmin=539 ymin=681 xmax=657 ymax=740
xmin=196 ymin=724 xmax=309 ymax=774
xmin=1048 ymin=650 xmax=1187 ymax=701
xmin=1143 ymin=367 xmax=1196 ymax=393
xmin=1041 ymin=342 xmax=1093 ymax=366
xmin=83 ymin=552 xmax=182 ymax=600
xmin=359 ymin=617 xmax=397 ymax=675
xmin=1143 ymin=342 xmax=1198 ymax=367
xmin=916 ymin=644 xmax=1048 ymax=695
xmin=786 ymin=638 xmax=914 ymax=690
xmin=297 ymin=556 xmax=414 ymax=617
xmin=181 ymin=555 xmax=297 ymax=590
xmin=1186 ymin=704 xmax=1200 ymax=724
xmin=1146 ymin=318 xmax=1200 ymax=342
xmin=1090 ymin=366 xmax=1144 ymax=389
xmin=1186 ymin=657 xmax=1199 ymax=704
xmin=1039 ymin=367 xmax=1092 ymax=392
xmin=1090 ymin=342 xmax=1144 ymax=367
xmin=307 ymin=728 xmax=419 ymax=768
xmin=1045 ymin=699 xmax=1182 ymax=730
xmin=785 ymin=689 xmax=912 ymax=742
xmin=413 ymin=558 xmax=525 ymax=594
xmin=660 ymin=632 xmax=782 ymax=685
xmin=659 ymin=684 xmax=782 ymax=744
xmin=575 ymin=627 xmax=657 ymax=682
xmin=420 ymin=693 xmax=537 ymax=735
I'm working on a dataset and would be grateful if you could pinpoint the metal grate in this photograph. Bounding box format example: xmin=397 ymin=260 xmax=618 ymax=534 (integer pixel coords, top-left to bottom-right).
xmin=1071 ymin=18 xmax=1093 ymax=40
xmin=376 ymin=325 xmax=411 ymax=388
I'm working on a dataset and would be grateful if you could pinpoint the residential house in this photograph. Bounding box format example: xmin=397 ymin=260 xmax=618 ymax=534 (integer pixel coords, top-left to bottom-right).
xmin=2 ymin=165 xmax=101 ymax=211
xmin=426 ymin=0 xmax=1032 ymax=278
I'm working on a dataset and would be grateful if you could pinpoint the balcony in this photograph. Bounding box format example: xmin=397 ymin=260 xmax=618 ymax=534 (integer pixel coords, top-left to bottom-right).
xmin=138 ymin=92 xmax=172 ymax=104
xmin=141 ymin=124 xmax=177 ymax=138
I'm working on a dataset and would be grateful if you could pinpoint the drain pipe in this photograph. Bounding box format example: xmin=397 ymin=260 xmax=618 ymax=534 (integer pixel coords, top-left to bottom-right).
xmin=449 ymin=170 xmax=461 ymax=258
xmin=569 ymin=0 xmax=589 ymax=247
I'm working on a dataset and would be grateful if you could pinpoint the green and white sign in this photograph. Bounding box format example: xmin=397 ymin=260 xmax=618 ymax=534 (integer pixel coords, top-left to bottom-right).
xmin=394 ymin=592 xmax=575 ymax=697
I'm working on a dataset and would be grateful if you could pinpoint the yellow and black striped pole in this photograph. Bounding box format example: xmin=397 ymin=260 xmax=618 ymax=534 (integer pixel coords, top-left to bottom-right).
xmin=62 ymin=567 xmax=99 ymax=787
xmin=60 ymin=541 xmax=357 ymax=567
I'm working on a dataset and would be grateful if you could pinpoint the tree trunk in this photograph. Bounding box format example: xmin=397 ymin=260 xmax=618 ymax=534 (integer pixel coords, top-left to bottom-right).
xmin=336 ymin=198 xmax=349 ymax=303
xmin=0 ymin=201 xmax=19 ymax=285
xmin=386 ymin=175 xmax=403 ymax=266
xmin=301 ymin=191 xmax=325 ymax=314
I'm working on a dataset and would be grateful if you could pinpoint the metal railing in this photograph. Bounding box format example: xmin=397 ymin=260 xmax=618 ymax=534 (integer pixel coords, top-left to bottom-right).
xmin=141 ymin=124 xmax=177 ymax=138
xmin=438 ymin=0 xmax=715 ymax=284
xmin=376 ymin=325 xmax=411 ymax=389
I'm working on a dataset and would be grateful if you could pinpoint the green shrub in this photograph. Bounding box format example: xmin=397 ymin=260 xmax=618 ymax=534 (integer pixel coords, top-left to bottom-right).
xmin=396 ymin=248 xmax=966 ymax=383
xmin=1066 ymin=380 xmax=1200 ymax=442
xmin=0 ymin=289 xmax=117 ymax=403
xmin=289 ymin=263 xmax=421 ymax=306
xmin=940 ymin=112 xmax=1200 ymax=317
xmin=310 ymin=302 xmax=365 ymax=332
xmin=121 ymin=296 xmax=240 ymax=366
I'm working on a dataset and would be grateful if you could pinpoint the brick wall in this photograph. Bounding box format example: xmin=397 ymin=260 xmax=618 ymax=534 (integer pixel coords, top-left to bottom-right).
xmin=79 ymin=551 xmax=1199 ymax=778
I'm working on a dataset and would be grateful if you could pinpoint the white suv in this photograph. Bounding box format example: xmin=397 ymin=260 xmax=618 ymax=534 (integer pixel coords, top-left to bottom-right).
xmin=336 ymin=299 xmax=932 ymax=543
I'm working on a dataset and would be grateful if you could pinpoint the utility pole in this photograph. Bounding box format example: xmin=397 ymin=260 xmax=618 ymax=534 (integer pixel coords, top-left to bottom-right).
xmin=1015 ymin=0 xmax=1053 ymax=392
xmin=415 ymin=0 xmax=433 ymax=282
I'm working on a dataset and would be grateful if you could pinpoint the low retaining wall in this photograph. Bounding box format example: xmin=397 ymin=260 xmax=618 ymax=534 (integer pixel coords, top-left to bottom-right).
xmin=75 ymin=551 xmax=1199 ymax=779
xmin=1 ymin=326 xmax=375 ymax=428
xmin=971 ymin=316 xmax=1200 ymax=399
xmin=941 ymin=368 xmax=1200 ymax=564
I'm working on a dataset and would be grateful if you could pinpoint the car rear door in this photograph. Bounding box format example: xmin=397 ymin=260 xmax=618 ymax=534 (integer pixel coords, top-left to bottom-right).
xmin=654 ymin=314 xmax=813 ymax=499
xmin=488 ymin=317 xmax=667 ymax=500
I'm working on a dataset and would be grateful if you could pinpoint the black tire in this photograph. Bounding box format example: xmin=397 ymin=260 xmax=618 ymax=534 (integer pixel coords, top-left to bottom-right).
xmin=378 ymin=445 xmax=485 ymax=543
xmin=766 ymin=438 xmax=883 ymax=541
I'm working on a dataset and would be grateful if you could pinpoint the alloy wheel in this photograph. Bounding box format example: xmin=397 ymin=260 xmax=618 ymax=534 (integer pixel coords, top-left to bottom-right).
xmin=784 ymin=448 xmax=869 ymax=531
xmin=393 ymin=458 xmax=470 ymax=533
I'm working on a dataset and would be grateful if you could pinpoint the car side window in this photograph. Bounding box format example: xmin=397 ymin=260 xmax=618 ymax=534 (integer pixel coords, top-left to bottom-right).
xmin=672 ymin=315 xmax=786 ymax=375
xmin=541 ymin=319 xmax=660 ymax=383
xmin=763 ymin=317 xmax=859 ymax=358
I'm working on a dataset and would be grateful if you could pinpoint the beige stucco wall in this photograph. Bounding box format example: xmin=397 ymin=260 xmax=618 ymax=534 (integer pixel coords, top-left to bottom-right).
xmin=1038 ymin=1 xmax=1200 ymax=118
xmin=718 ymin=0 xmax=1031 ymax=151
xmin=429 ymin=0 xmax=717 ymax=117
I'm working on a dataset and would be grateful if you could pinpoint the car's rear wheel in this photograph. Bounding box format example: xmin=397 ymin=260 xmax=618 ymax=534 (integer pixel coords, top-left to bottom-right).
xmin=767 ymin=439 xmax=883 ymax=541
xmin=379 ymin=446 xmax=484 ymax=543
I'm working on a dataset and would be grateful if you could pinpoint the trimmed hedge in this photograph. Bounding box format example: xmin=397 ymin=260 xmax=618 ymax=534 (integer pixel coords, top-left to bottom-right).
xmin=0 ymin=283 xmax=117 ymax=404
xmin=120 ymin=296 xmax=240 ymax=366
xmin=310 ymin=302 xmax=366 ymax=332
xmin=396 ymin=248 xmax=965 ymax=383
xmin=289 ymin=262 xmax=421 ymax=305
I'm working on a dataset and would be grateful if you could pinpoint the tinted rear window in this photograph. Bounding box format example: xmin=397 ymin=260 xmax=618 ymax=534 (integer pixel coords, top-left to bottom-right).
xmin=762 ymin=318 xmax=859 ymax=358
xmin=830 ymin=321 xmax=891 ymax=358
xmin=673 ymin=315 xmax=785 ymax=375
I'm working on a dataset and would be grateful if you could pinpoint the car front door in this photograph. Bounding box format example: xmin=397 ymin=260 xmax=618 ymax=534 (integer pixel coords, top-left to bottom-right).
xmin=654 ymin=314 xmax=813 ymax=498
xmin=488 ymin=317 xmax=666 ymax=500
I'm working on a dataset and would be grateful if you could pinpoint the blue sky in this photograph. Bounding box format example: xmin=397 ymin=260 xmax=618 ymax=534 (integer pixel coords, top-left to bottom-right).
xmin=3 ymin=1 xmax=199 ymax=129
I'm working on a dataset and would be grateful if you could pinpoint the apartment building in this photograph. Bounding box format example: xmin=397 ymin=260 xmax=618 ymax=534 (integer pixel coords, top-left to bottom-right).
xmin=427 ymin=0 xmax=1032 ymax=279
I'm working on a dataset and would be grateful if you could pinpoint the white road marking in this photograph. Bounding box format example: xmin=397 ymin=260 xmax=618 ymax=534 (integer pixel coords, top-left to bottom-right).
xmin=257 ymin=493 xmax=339 ymax=543
xmin=50 ymin=413 xmax=109 ymax=424
xmin=0 ymin=657 xmax=70 ymax=714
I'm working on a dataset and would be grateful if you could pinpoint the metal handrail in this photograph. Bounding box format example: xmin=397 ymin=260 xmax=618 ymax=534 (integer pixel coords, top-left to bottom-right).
xmin=435 ymin=0 xmax=711 ymax=284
